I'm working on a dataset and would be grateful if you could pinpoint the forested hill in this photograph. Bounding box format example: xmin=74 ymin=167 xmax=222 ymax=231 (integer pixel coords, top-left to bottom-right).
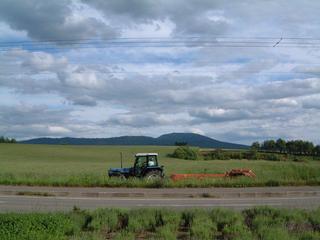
xmin=20 ymin=133 xmax=248 ymax=149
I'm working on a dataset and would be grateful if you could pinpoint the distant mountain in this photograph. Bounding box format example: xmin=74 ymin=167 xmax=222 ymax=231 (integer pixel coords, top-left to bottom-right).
xmin=156 ymin=133 xmax=247 ymax=149
xmin=20 ymin=133 xmax=248 ymax=149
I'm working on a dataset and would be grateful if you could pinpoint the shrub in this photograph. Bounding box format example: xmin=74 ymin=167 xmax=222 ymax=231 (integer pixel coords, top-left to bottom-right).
xmin=88 ymin=208 xmax=120 ymax=233
xmin=127 ymin=209 xmax=157 ymax=232
xmin=155 ymin=225 xmax=177 ymax=240
xmin=181 ymin=211 xmax=194 ymax=228
xmin=155 ymin=210 xmax=180 ymax=231
xmin=153 ymin=210 xmax=180 ymax=239
xmin=256 ymin=227 xmax=292 ymax=240
xmin=308 ymin=208 xmax=320 ymax=231
xmin=203 ymin=149 xmax=231 ymax=160
xmin=210 ymin=208 xmax=251 ymax=239
xmin=0 ymin=213 xmax=74 ymax=240
xmin=170 ymin=146 xmax=199 ymax=160
xmin=244 ymin=150 xmax=259 ymax=160
xmin=264 ymin=153 xmax=281 ymax=161
xmin=190 ymin=211 xmax=217 ymax=240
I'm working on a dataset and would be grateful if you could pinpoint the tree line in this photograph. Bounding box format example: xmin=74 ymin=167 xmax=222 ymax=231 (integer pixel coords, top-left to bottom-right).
xmin=251 ymin=139 xmax=320 ymax=156
xmin=0 ymin=136 xmax=17 ymax=143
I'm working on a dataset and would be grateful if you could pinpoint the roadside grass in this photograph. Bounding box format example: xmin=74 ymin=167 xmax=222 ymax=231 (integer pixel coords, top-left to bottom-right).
xmin=0 ymin=144 xmax=320 ymax=187
xmin=0 ymin=207 xmax=319 ymax=240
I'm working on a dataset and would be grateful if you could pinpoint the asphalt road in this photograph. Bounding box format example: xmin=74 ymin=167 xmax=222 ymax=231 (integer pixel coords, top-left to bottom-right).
xmin=0 ymin=186 xmax=319 ymax=212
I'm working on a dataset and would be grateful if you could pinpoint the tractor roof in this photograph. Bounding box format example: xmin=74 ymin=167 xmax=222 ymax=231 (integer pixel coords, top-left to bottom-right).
xmin=135 ymin=153 xmax=158 ymax=157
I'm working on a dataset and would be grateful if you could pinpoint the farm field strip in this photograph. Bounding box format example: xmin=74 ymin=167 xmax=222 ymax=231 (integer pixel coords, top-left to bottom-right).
xmin=0 ymin=144 xmax=319 ymax=187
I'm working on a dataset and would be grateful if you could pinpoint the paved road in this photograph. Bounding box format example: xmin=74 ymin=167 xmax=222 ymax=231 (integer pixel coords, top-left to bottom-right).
xmin=0 ymin=195 xmax=319 ymax=212
xmin=0 ymin=186 xmax=319 ymax=212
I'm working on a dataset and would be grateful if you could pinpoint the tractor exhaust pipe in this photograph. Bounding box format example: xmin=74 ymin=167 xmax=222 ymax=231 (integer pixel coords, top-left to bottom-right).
xmin=120 ymin=152 xmax=123 ymax=168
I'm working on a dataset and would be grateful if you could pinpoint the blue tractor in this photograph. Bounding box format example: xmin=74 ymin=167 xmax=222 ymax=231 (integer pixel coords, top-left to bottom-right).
xmin=108 ymin=153 xmax=164 ymax=180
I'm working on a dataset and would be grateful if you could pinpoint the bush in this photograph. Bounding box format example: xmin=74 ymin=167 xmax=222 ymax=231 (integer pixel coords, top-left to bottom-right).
xmin=257 ymin=227 xmax=292 ymax=240
xmin=264 ymin=153 xmax=282 ymax=161
xmin=155 ymin=225 xmax=177 ymax=240
xmin=170 ymin=146 xmax=199 ymax=160
xmin=127 ymin=209 xmax=157 ymax=232
xmin=244 ymin=150 xmax=259 ymax=160
xmin=190 ymin=210 xmax=217 ymax=240
xmin=203 ymin=149 xmax=231 ymax=160
xmin=0 ymin=213 xmax=74 ymax=240
xmin=201 ymin=149 xmax=295 ymax=161
xmin=210 ymin=208 xmax=251 ymax=239
xmin=88 ymin=208 xmax=120 ymax=233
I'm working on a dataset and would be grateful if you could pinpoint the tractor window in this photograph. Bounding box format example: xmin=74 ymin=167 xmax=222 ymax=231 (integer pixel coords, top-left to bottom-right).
xmin=135 ymin=156 xmax=148 ymax=176
xmin=135 ymin=156 xmax=147 ymax=169
xmin=148 ymin=156 xmax=157 ymax=166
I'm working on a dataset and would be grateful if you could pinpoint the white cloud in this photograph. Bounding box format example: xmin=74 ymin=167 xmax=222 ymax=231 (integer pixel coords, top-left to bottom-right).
xmin=190 ymin=128 xmax=205 ymax=135
xmin=270 ymin=98 xmax=299 ymax=107
xmin=48 ymin=126 xmax=71 ymax=134
xmin=0 ymin=0 xmax=320 ymax=144
xmin=21 ymin=52 xmax=68 ymax=72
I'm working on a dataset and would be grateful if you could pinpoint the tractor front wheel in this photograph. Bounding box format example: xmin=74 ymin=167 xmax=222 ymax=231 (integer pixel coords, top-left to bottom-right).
xmin=145 ymin=170 xmax=162 ymax=182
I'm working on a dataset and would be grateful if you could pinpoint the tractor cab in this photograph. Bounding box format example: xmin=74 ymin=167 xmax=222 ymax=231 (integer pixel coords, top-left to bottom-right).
xmin=108 ymin=153 xmax=164 ymax=180
xmin=133 ymin=153 xmax=159 ymax=177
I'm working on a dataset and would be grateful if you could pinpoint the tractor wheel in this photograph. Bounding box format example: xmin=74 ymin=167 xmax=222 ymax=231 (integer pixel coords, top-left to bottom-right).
xmin=145 ymin=170 xmax=162 ymax=182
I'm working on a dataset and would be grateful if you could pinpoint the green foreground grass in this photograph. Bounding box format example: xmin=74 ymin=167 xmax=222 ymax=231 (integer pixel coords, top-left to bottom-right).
xmin=0 ymin=144 xmax=320 ymax=187
xmin=0 ymin=207 xmax=319 ymax=240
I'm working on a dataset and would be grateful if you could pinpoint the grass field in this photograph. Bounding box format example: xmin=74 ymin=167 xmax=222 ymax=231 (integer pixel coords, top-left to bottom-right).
xmin=0 ymin=207 xmax=319 ymax=239
xmin=0 ymin=144 xmax=320 ymax=187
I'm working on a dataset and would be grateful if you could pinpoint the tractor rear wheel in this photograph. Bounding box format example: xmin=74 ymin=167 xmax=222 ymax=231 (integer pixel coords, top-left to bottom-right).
xmin=145 ymin=170 xmax=162 ymax=182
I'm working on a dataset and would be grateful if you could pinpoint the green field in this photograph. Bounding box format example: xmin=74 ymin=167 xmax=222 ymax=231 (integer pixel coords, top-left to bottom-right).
xmin=0 ymin=144 xmax=320 ymax=187
xmin=0 ymin=207 xmax=319 ymax=239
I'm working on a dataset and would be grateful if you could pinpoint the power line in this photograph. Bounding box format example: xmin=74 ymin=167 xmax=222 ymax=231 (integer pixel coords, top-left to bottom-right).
xmin=1 ymin=36 xmax=320 ymax=51
xmin=0 ymin=69 xmax=318 ymax=75
xmin=1 ymin=35 xmax=320 ymax=44
xmin=2 ymin=44 xmax=320 ymax=52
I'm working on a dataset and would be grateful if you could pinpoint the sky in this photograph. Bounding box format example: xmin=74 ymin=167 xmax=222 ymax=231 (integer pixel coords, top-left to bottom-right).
xmin=0 ymin=0 xmax=320 ymax=144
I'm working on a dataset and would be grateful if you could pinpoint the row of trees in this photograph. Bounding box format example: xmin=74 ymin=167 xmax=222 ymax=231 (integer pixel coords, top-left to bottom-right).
xmin=251 ymin=139 xmax=320 ymax=156
xmin=0 ymin=136 xmax=17 ymax=143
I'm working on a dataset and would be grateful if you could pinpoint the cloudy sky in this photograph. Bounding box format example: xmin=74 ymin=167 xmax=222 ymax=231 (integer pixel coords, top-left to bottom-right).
xmin=0 ymin=0 xmax=320 ymax=144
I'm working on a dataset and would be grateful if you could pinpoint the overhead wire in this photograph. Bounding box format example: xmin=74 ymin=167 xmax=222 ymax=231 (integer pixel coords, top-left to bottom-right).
xmin=1 ymin=36 xmax=320 ymax=51
xmin=1 ymin=36 xmax=320 ymax=77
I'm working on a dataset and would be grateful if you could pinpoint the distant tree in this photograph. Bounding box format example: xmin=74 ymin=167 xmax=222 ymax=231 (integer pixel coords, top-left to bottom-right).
xmin=0 ymin=136 xmax=17 ymax=144
xmin=286 ymin=141 xmax=298 ymax=154
xmin=296 ymin=140 xmax=305 ymax=155
xmin=262 ymin=140 xmax=276 ymax=152
xmin=276 ymin=138 xmax=287 ymax=153
xmin=256 ymin=138 xmax=317 ymax=156
xmin=313 ymin=145 xmax=320 ymax=156
xmin=285 ymin=140 xmax=315 ymax=155
xmin=305 ymin=141 xmax=314 ymax=155
xmin=251 ymin=142 xmax=260 ymax=150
